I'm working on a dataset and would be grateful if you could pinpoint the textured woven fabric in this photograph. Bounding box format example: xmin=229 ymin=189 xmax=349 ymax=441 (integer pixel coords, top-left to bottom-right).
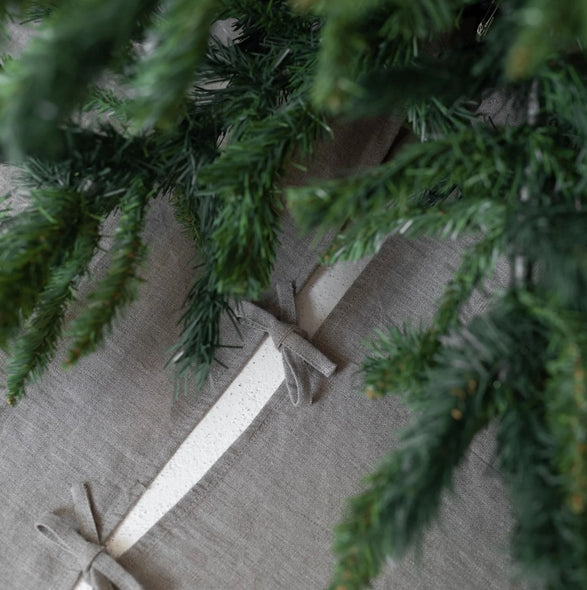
xmin=118 ymin=235 xmax=519 ymax=590
xmin=0 ymin=116 xmax=402 ymax=589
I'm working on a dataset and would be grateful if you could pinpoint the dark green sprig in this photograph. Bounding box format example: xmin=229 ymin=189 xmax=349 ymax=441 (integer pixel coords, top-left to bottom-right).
xmin=0 ymin=187 xmax=89 ymax=345
xmin=288 ymin=124 xmax=524 ymax=261
xmin=498 ymin=395 xmax=587 ymax=589
xmin=171 ymin=265 xmax=237 ymax=394
xmin=434 ymin=231 xmax=503 ymax=331
xmin=546 ymin=337 xmax=587 ymax=518
xmin=364 ymin=231 xmax=504 ymax=401
xmin=506 ymin=0 xmax=587 ymax=80
xmin=130 ymin=0 xmax=219 ymax=130
xmin=201 ymin=100 xmax=328 ymax=298
xmin=363 ymin=325 xmax=440 ymax=401
xmin=541 ymin=59 xmax=587 ymax=141
xmin=0 ymin=0 xmax=159 ymax=160
xmin=310 ymin=0 xmax=477 ymax=111
xmin=65 ymin=183 xmax=150 ymax=364
xmin=5 ymin=219 xmax=100 ymax=405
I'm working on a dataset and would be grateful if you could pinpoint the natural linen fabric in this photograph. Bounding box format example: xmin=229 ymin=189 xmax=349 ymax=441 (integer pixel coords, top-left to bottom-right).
xmin=0 ymin=116 xmax=402 ymax=589
xmin=118 ymin=235 xmax=519 ymax=589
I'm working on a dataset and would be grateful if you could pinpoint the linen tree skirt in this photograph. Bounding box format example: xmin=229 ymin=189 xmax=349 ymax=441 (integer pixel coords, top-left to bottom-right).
xmin=115 ymin=235 xmax=519 ymax=590
xmin=0 ymin=116 xmax=402 ymax=589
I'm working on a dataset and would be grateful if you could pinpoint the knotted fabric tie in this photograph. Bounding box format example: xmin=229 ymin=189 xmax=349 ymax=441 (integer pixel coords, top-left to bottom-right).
xmin=36 ymin=482 xmax=144 ymax=590
xmin=237 ymin=281 xmax=336 ymax=406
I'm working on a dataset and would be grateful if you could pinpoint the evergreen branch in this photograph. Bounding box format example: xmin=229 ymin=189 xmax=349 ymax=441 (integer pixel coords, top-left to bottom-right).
xmin=330 ymin=300 xmax=524 ymax=590
xmin=517 ymin=291 xmax=587 ymax=518
xmin=83 ymin=86 xmax=134 ymax=126
xmin=506 ymin=0 xmax=587 ymax=80
xmin=407 ymin=98 xmax=479 ymax=142
xmin=364 ymin=231 xmax=504 ymax=401
xmin=363 ymin=325 xmax=440 ymax=401
xmin=546 ymin=337 xmax=587 ymax=519
xmin=434 ymin=230 xmax=504 ymax=331
xmin=0 ymin=0 xmax=159 ymax=160
xmin=288 ymin=125 xmax=525 ymax=246
xmin=194 ymin=29 xmax=319 ymax=139
xmin=130 ymin=0 xmax=219 ymax=130
xmin=170 ymin=264 xmax=236 ymax=394
xmin=0 ymin=191 xmax=9 ymax=225
xmin=510 ymin=207 xmax=587 ymax=312
xmin=325 ymin=195 xmax=505 ymax=264
xmin=201 ymin=99 xmax=328 ymax=298
xmin=5 ymin=219 xmax=100 ymax=405
xmin=310 ymin=0 xmax=477 ymax=110
xmin=541 ymin=59 xmax=587 ymax=142
xmin=0 ymin=188 xmax=88 ymax=345
xmin=222 ymin=0 xmax=316 ymax=39
xmin=65 ymin=184 xmax=150 ymax=364
xmin=498 ymin=397 xmax=587 ymax=589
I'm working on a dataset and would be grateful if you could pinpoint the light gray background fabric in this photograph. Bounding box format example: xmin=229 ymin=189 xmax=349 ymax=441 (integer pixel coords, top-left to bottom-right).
xmin=118 ymin=235 xmax=521 ymax=589
xmin=0 ymin=117 xmax=402 ymax=589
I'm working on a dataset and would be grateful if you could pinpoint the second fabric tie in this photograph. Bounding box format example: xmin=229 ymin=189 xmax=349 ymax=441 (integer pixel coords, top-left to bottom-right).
xmin=236 ymin=281 xmax=336 ymax=406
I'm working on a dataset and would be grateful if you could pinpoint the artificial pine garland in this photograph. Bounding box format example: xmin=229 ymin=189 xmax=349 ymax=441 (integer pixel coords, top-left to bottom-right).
xmin=0 ymin=1 xmax=586 ymax=588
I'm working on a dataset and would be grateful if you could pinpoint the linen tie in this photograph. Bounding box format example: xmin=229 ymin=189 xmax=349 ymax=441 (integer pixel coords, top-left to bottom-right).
xmin=236 ymin=281 xmax=337 ymax=406
xmin=36 ymin=482 xmax=144 ymax=590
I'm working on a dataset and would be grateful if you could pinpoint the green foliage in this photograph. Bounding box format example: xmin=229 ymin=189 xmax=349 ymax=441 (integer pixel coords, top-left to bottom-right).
xmin=331 ymin=298 xmax=537 ymax=589
xmin=309 ymin=0 xmax=478 ymax=110
xmin=65 ymin=182 xmax=150 ymax=364
xmin=0 ymin=0 xmax=159 ymax=160
xmin=506 ymin=0 xmax=587 ymax=79
xmin=130 ymin=0 xmax=219 ymax=130
xmin=202 ymin=100 xmax=328 ymax=298
xmin=0 ymin=188 xmax=91 ymax=345
xmin=0 ymin=1 xmax=586 ymax=589
xmin=497 ymin=385 xmax=587 ymax=589
xmin=5 ymin=219 xmax=100 ymax=405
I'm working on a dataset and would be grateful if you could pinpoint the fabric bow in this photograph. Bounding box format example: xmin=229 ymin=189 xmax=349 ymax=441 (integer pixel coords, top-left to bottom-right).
xmin=36 ymin=482 xmax=143 ymax=590
xmin=237 ymin=281 xmax=336 ymax=406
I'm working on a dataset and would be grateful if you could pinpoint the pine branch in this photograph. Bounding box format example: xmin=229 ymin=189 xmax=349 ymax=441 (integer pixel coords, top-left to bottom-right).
xmin=200 ymin=99 xmax=328 ymax=298
xmin=170 ymin=264 xmax=237 ymax=394
xmin=546 ymin=338 xmax=587 ymax=518
xmin=506 ymin=0 xmax=587 ymax=80
xmin=310 ymin=0 xmax=477 ymax=111
xmin=5 ymin=219 xmax=100 ymax=405
xmin=194 ymin=29 xmax=319 ymax=140
xmin=129 ymin=0 xmax=219 ymax=130
xmin=498 ymin=394 xmax=587 ymax=589
xmin=541 ymin=59 xmax=587 ymax=141
xmin=0 ymin=191 xmax=9 ymax=225
xmin=434 ymin=230 xmax=504 ymax=331
xmin=517 ymin=291 xmax=587 ymax=518
xmin=0 ymin=0 xmax=159 ymax=160
xmin=0 ymin=188 xmax=89 ymax=345
xmin=288 ymin=124 xmax=525 ymax=258
xmin=364 ymin=231 xmax=504 ymax=401
xmin=65 ymin=183 xmax=150 ymax=364
xmin=363 ymin=325 xmax=440 ymax=401
xmin=331 ymin=299 xmax=526 ymax=590
xmin=222 ymin=0 xmax=317 ymax=39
